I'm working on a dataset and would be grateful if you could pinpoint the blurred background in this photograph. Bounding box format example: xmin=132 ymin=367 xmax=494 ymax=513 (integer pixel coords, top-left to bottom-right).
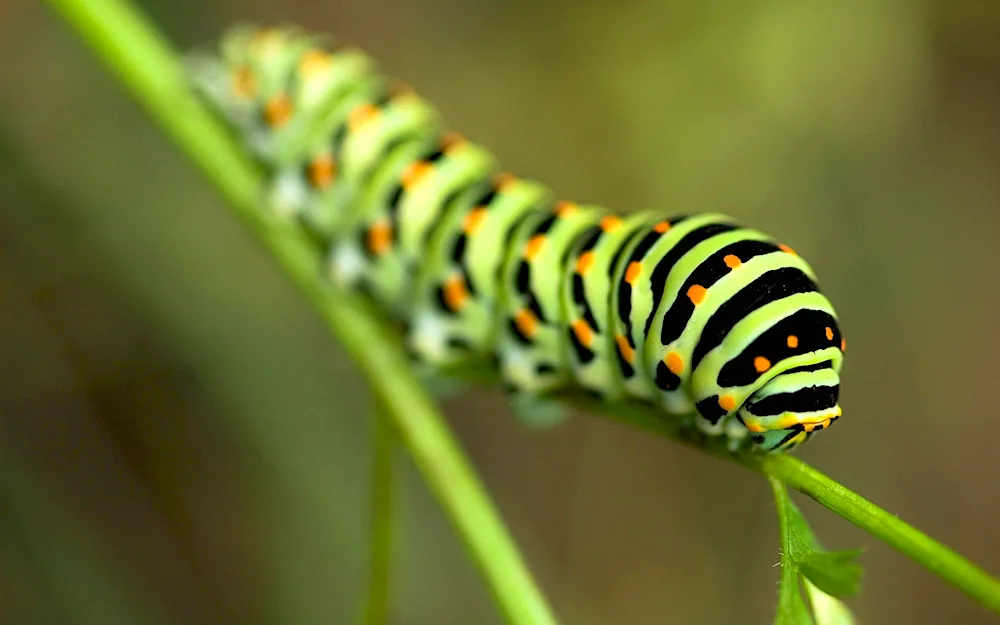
xmin=1 ymin=0 xmax=999 ymax=623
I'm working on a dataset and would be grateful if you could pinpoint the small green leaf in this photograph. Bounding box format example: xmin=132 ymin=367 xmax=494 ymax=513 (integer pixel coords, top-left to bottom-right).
xmin=804 ymin=579 xmax=856 ymax=625
xmin=800 ymin=549 xmax=864 ymax=597
xmin=771 ymin=478 xmax=863 ymax=599
xmin=771 ymin=478 xmax=862 ymax=625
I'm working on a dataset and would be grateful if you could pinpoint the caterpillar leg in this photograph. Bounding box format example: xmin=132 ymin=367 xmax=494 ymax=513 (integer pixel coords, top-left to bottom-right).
xmin=252 ymin=172 xmax=317 ymax=226
xmin=326 ymin=237 xmax=368 ymax=289
xmin=266 ymin=168 xmax=310 ymax=219
xmin=415 ymin=367 xmax=469 ymax=401
xmin=510 ymin=392 xmax=569 ymax=429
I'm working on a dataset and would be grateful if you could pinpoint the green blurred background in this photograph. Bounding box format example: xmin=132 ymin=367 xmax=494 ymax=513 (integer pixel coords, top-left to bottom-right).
xmin=1 ymin=0 xmax=999 ymax=623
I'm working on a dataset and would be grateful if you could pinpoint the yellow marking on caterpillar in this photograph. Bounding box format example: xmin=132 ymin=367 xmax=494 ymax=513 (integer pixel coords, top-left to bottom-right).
xmin=306 ymin=154 xmax=337 ymax=189
xmin=442 ymin=274 xmax=470 ymax=312
xmin=494 ymin=172 xmax=517 ymax=191
xmin=687 ymin=284 xmax=707 ymax=305
xmin=264 ymin=93 xmax=293 ymax=128
xmin=231 ymin=66 xmax=256 ymax=98
xmin=555 ymin=201 xmax=579 ymax=218
xmin=463 ymin=207 xmax=488 ymax=235
xmin=625 ymin=261 xmax=642 ymax=285
xmin=367 ymin=220 xmax=393 ymax=256
xmin=524 ymin=235 xmax=546 ymax=260
xmin=665 ymin=352 xmax=684 ymax=375
xmin=575 ymin=251 xmax=595 ymax=276
xmin=298 ymin=49 xmax=332 ymax=78
xmin=600 ymin=215 xmax=622 ymax=232
xmin=514 ymin=308 xmax=539 ymax=339
xmin=615 ymin=334 xmax=635 ymax=364
xmin=719 ymin=395 xmax=736 ymax=412
xmin=347 ymin=103 xmax=380 ymax=131
xmin=571 ymin=319 xmax=595 ymax=348
xmin=402 ymin=161 xmax=433 ymax=190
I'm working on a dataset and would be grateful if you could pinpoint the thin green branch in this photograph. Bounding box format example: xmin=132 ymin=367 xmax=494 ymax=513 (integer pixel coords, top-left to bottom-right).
xmin=42 ymin=1 xmax=558 ymax=624
xmin=760 ymin=454 xmax=1000 ymax=614
xmin=591 ymin=398 xmax=1000 ymax=614
xmin=41 ymin=0 xmax=1000 ymax=619
xmin=363 ymin=398 xmax=395 ymax=625
xmin=770 ymin=478 xmax=814 ymax=625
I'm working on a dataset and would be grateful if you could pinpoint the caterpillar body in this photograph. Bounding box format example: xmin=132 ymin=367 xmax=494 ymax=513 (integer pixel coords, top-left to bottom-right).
xmin=190 ymin=25 xmax=845 ymax=452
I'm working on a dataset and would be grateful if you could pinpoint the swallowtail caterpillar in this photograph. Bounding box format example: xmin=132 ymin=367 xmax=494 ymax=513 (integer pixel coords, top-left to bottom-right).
xmin=189 ymin=24 xmax=846 ymax=452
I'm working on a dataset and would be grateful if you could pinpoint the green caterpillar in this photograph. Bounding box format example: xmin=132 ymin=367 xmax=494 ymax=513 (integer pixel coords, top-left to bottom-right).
xmin=189 ymin=24 xmax=846 ymax=452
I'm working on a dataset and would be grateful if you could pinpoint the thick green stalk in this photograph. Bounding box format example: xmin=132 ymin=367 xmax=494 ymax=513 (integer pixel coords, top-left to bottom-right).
xmin=41 ymin=0 xmax=1000 ymax=618
xmin=41 ymin=1 xmax=558 ymax=623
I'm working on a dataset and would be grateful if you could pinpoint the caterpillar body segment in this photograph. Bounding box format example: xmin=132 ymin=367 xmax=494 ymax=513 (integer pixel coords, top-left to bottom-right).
xmin=641 ymin=224 xmax=779 ymax=415
xmin=342 ymin=134 xmax=499 ymax=316
xmin=326 ymin=134 xmax=436 ymax=302
xmin=272 ymin=78 xmax=443 ymax=234
xmin=607 ymin=213 xmax=726 ymax=403
xmin=194 ymin=25 xmax=374 ymax=164
xmin=561 ymin=210 xmax=659 ymax=400
xmin=498 ymin=201 xmax=607 ymax=397
xmin=409 ymin=175 xmax=551 ymax=369
xmin=191 ymin=24 xmax=847 ymax=452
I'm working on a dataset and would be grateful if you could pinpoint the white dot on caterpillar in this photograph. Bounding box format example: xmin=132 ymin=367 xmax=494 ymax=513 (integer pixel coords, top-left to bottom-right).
xmin=695 ymin=415 xmax=728 ymax=437
xmin=328 ymin=243 xmax=366 ymax=288
xmin=498 ymin=345 xmax=536 ymax=393
xmin=270 ymin=171 xmax=309 ymax=218
xmin=408 ymin=311 xmax=451 ymax=364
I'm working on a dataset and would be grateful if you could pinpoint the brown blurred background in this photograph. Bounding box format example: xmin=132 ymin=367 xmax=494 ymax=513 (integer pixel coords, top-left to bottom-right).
xmin=1 ymin=0 xmax=999 ymax=623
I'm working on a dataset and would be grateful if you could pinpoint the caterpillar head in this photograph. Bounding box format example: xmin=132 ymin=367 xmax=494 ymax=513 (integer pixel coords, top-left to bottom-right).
xmin=739 ymin=364 xmax=842 ymax=451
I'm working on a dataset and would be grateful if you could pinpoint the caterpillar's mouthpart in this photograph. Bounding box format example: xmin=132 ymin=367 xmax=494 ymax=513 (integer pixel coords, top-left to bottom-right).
xmin=739 ymin=365 xmax=842 ymax=451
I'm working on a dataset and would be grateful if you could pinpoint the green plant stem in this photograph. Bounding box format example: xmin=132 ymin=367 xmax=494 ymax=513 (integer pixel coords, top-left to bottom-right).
xmin=42 ymin=1 xmax=558 ymax=624
xmin=770 ymin=478 xmax=813 ymax=625
xmin=363 ymin=398 xmax=395 ymax=625
xmin=758 ymin=454 xmax=1000 ymax=614
xmin=595 ymin=400 xmax=1000 ymax=615
xmin=41 ymin=0 xmax=1000 ymax=618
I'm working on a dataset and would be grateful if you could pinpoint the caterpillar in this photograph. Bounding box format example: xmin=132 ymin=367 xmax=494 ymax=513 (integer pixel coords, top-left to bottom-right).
xmin=189 ymin=24 xmax=845 ymax=452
